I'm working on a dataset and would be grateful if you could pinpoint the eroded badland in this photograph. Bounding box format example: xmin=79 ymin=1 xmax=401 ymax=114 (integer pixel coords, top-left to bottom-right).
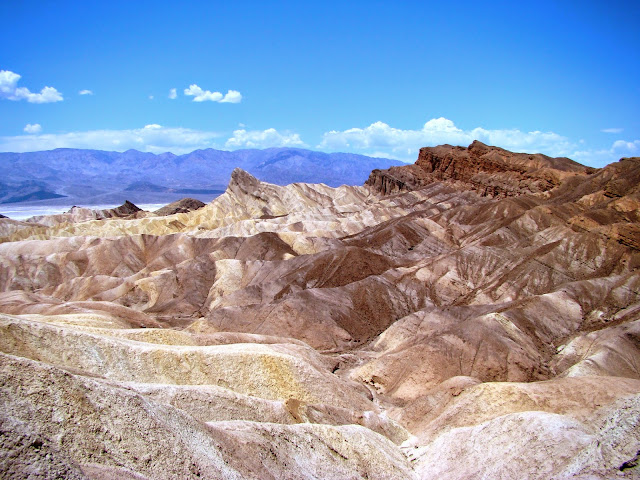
xmin=1 ymin=141 xmax=639 ymax=479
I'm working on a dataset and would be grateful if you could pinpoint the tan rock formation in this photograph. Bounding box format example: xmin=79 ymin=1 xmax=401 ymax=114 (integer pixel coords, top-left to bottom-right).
xmin=1 ymin=146 xmax=639 ymax=478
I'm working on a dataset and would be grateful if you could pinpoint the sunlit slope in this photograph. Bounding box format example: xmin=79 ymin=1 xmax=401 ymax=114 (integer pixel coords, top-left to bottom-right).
xmin=1 ymin=144 xmax=639 ymax=479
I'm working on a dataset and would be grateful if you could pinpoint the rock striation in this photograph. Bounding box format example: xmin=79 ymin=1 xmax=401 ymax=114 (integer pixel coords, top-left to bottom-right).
xmin=366 ymin=140 xmax=594 ymax=197
xmin=153 ymin=197 xmax=206 ymax=216
xmin=1 ymin=145 xmax=639 ymax=479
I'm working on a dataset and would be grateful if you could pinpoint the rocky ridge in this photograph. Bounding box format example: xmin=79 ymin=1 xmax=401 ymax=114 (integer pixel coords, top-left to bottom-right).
xmin=153 ymin=197 xmax=206 ymax=216
xmin=366 ymin=140 xmax=594 ymax=197
xmin=1 ymin=143 xmax=639 ymax=479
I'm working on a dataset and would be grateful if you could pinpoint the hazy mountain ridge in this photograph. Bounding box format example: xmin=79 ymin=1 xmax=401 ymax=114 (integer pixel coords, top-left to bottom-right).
xmin=0 ymin=147 xmax=404 ymax=205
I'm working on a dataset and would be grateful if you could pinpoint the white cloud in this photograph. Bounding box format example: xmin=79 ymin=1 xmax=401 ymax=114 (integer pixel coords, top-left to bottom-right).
xmin=148 ymin=95 xmax=154 ymax=100
xmin=78 ymin=89 xmax=93 ymax=95
xmin=23 ymin=123 xmax=42 ymax=134
xmin=225 ymin=128 xmax=306 ymax=149
xmin=184 ymin=84 xmax=221 ymax=102
xmin=612 ymin=140 xmax=639 ymax=152
xmin=3 ymin=117 xmax=635 ymax=168
xmin=0 ymin=70 xmax=20 ymax=97
xmin=0 ymin=125 xmax=305 ymax=154
xmin=0 ymin=125 xmax=224 ymax=155
xmin=573 ymin=139 xmax=640 ymax=166
xmin=318 ymin=117 xmax=577 ymax=162
xmin=0 ymin=70 xmax=63 ymax=103
xmin=184 ymin=84 xmax=242 ymax=103
xmin=601 ymin=128 xmax=623 ymax=134
xmin=220 ymin=90 xmax=242 ymax=103
xmin=168 ymin=88 xmax=177 ymax=99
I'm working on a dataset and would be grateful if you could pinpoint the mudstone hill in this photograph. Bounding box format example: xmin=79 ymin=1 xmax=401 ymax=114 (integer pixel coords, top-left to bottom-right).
xmin=1 ymin=141 xmax=639 ymax=479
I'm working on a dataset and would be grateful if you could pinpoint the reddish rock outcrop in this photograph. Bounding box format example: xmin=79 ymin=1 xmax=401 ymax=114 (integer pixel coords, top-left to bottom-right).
xmin=367 ymin=140 xmax=594 ymax=197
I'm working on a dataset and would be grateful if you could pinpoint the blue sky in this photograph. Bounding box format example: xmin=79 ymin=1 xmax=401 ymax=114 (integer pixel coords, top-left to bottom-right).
xmin=0 ymin=0 xmax=638 ymax=166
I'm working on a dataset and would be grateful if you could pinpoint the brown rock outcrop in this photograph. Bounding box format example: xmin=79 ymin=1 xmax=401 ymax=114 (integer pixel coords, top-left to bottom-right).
xmin=154 ymin=198 xmax=206 ymax=216
xmin=367 ymin=140 xmax=593 ymax=197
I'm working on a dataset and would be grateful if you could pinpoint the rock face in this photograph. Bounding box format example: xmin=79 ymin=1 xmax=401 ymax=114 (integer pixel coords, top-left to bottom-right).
xmin=1 ymin=146 xmax=640 ymax=479
xmin=101 ymin=200 xmax=142 ymax=217
xmin=366 ymin=140 xmax=594 ymax=197
xmin=154 ymin=198 xmax=206 ymax=216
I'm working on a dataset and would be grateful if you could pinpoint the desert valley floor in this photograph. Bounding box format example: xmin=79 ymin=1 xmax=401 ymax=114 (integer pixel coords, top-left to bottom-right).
xmin=1 ymin=141 xmax=639 ymax=479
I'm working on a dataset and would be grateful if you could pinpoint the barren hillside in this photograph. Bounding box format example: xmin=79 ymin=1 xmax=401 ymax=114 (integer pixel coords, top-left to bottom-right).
xmin=1 ymin=142 xmax=639 ymax=479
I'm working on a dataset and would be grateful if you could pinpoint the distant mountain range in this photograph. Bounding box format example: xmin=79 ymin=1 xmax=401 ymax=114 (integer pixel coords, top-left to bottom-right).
xmin=0 ymin=147 xmax=404 ymax=205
